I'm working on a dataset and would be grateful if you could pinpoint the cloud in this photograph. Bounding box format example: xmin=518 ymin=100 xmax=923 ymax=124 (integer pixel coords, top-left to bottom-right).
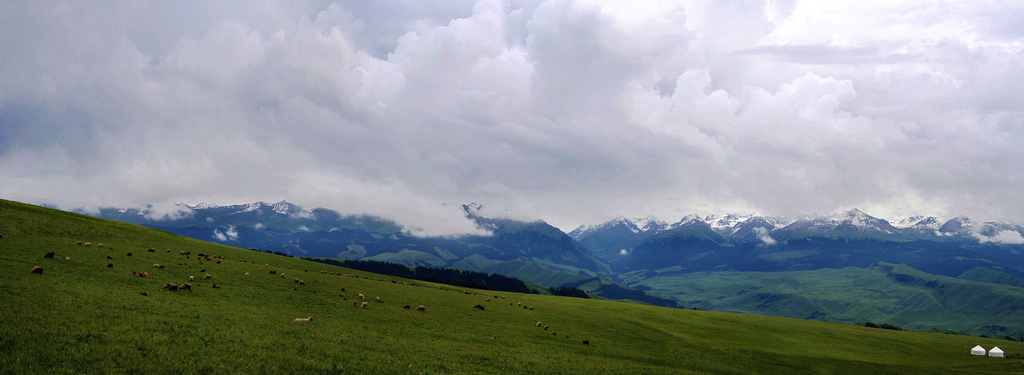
xmin=213 ymin=225 xmax=240 ymax=242
xmin=975 ymin=230 xmax=1024 ymax=245
xmin=753 ymin=227 xmax=777 ymax=246
xmin=2 ymin=0 xmax=1024 ymax=234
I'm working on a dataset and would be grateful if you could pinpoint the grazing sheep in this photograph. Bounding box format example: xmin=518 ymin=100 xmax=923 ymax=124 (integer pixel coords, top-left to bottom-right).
xmin=148 ymin=248 xmax=155 ymax=252
xmin=353 ymin=302 xmax=357 ymax=307
xmin=486 ymin=298 xmax=490 ymax=301
xmin=107 ymin=264 xmax=113 ymax=268
xmin=203 ymin=274 xmax=211 ymax=279
xmin=375 ymin=296 xmax=381 ymax=302
xmin=44 ymin=251 xmax=56 ymax=258
xmin=565 ymin=336 xmax=571 ymax=339
xmin=474 ymin=305 xmax=485 ymax=310
xmin=244 ymin=272 xmax=250 ymax=276
xmin=63 ymin=256 xmax=71 ymax=260
xmin=280 ymin=274 xmax=285 ymax=278
xmin=536 ymin=322 xmax=542 ymax=327
xmin=294 ymin=278 xmax=299 ymax=283
xmin=139 ymin=272 xmax=149 ymax=278
xmin=582 ymin=340 xmax=590 ymax=345
xmin=107 ymin=256 xmax=112 ymax=260
xmin=489 ymin=336 xmax=496 ymax=340
xmin=552 ymin=332 xmax=557 ymax=336
xmin=180 ymin=283 xmax=192 ymax=291
xmin=338 ymin=294 xmax=344 ymax=297
xmin=153 ymin=264 xmax=165 ymax=270
xmin=216 ymin=261 xmax=221 ymax=264
xmin=200 ymin=269 xmax=205 ymax=272
xmin=340 ymin=287 xmax=345 ymax=292
xmin=97 ymin=243 xmax=103 ymax=248
xmin=358 ymin=294 xmax=364 ymax=299
xmin=189 ymin=276 xmax=194 ymax=282
xmin=543 ymin=325 xmax=549 ymax=330
xmin=164 ymin=283 xmax=179 ymax=291
xmin=166 ymin=249 xmax=170 ymax=253
xmin=77 ymin=241 xmax=82 ymax=246
xmin=361 ymin=302 xmax=368 ymax=308
xmin=403 ymin=304 xmax=411 ymax=309
xmin=416 ymin=305 xmax=425 ymax=311
xmin=139 ymin=291 xmax=148 ymax=297
xmin=298 ymin=280 xmax=305 ymax=286
xmin=292 ymin=287 xmax=297 ymax=291
xmin=84 ymin=243 xmax=91 ymax=246
xmin=213 ymin=284 xmax=221 ymax=289
xmin=126 ymin=253 xmax=132 ymax=257
xmin=530 ymin=307 xmax=534 ymax=310
xmin=31 ymin=266 xmax=44 ymax=274
xmin=518 ymin=302 xmax=521 ymax=306
xmin=270 ymin=270 xmax=276 ymax=274
xmin=294 ymin=317 xmax=314 ymax=323
xmin=132 ymin=270 xmax=138 ymax=276
xmin=321 ymin=293 xmax=327 ymax=296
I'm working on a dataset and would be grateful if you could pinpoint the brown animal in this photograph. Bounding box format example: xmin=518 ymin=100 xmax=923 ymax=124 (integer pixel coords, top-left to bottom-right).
xmin=180 ymin=283 xmax=192 ymax=291
xmin=474 ymin=305 xmax=485 ymax=310
xmin=132 ymin=270 xmax=138 ymax=276
xmin=543 ymin=325 xmax=549 ymax=330
xmin=403 ymin=304 xmax=411 ymax=309
xmin=321 ymin=293 xmax=327 ymax=296
xmin=107 ymin=263 xmax=113 ymax=268
xmin=416 ymin=305 xmax=425 ymax=311
xmin=298 ymin=280 xmax=305 ymax=286
xmin=44 ymin=251 xmax=56 ymax=258
xmin=153 ymin=264 xmax=165 ymax=270
xmin=139 ymin=272 xmax=149 ymax=278
xmin=203 ymin=274 xmax=212 ymax=280
xmin=582 ymin=340 xmax=590 ymax=345
xmin=164 ymin=283 xmax=179 ymax=291
xmin=270 ymin=270 xmax=276 ymax=274
xmin=294 ymin=317 xmax=314 ymax=323
xmin=148 ymin=248 xmax=156 ymax=252
xmin=340 ymin=287 xmax=345 ymax=292
xmin=292 ymin=287 xmax=297 ymax=291
xmin=77 ymin=241 xmax=82 ymax=245
xmin=31 ymin=266 xmax=44 ymax=274
xmin=489 ymin=336 xmax=496 ymax=340
xmin=212 ymin=284 xmax=221 ymax=289
xmin=294 ymin=278 xmax=299 ymax=283
xmin=139 ymin=291 xmax=148 ymax=296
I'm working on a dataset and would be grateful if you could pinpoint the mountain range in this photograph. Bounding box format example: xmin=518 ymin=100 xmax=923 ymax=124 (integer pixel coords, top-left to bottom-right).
xmin=77 ymin=201 xmax=1024 ymax=335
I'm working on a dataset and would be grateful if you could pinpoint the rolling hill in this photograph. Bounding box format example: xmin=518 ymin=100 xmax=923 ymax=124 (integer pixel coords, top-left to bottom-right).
xmin=5 ymin=199 xmax=1024 ymax=373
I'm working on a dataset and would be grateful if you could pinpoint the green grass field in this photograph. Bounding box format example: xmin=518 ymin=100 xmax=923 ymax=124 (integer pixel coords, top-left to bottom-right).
xmin=3 ymin=199 xmax=1024 ymax=374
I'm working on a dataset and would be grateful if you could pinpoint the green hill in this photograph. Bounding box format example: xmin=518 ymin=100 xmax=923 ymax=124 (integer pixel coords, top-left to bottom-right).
xmin=3 ymin=199 xmax=1024 ymax=374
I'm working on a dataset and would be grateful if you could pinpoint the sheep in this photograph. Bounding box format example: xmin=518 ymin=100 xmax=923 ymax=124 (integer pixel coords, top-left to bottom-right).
xmin=375 ymin=296 xmax=381 ymax=302
xmin=126 ymin=253 xmax=132 ymax=257
xmin=132 ymin=270 xmax=138 ymax=276
xmin=552 ymin=332 xmax=557 ymax=336
xmin=203 ymin=274 xmax=211 ymax=280
xmin=582 ymin=340 xmax=590 ymax=345
xmin=44 ymin=251 xmax=56 ymax=258
xmin=153 ymin=264 xmax=165 ymax=270
xmin=294 ymin=278 xmax=300 ymax=283
xmin=139 ymin=291 xmax=148 ymax=297
xmin=77 ymin=241 xmax=82 ymax=246
xmin=63 ymin=256 xmax=71 ymax=260
xmin=292 ymin=287 xmax=297 ymax=291
xmin=353 ymin=302 xmax=358 ymax=307
xmin=340 ymin=287 xmax=345 ymax=292
xmin=298 ymin=280 xmax=305 ymax=286
xmin=84 ymin=243 xmax=91 ymax=246
xmin=536 ymin=322 xmax=542 ymax=327
xmin=200 ymin=269 xmax=205 ymax=272
xmin=139 ymin=272 xmax=149 ymax=278
xmin=294 ymin=317 xmax=314 ymax=323
xmin=164 ymin=283 xmax=179 ymax=291
xmin=189 ymin=276 xmax=194 ymax=282
xmin=474 ymin=305 xmax=485 ymax=310
xmin=107 ymin=263 xmax=113 ymax=268
xmin=321 ymin=293 xmax=327 ymax=296
xmin=416 ymin=305 xmax=426 ymax=311
xmin=280 ymin=274 xmax=285 ymax=278
xmin=180 ymin=283 xmax=192 ymax=291
xmin=107 ymin=256 xmax=112 ymax=260
xmin=358 ymin=294 xmax=364 ymax=299
xmin=269 ymin=270 xmax=277 ymax=274
xmin=543 ymin=325 xmax=549 ymax=331
xmin=148 ymin=248 xmax=156 ymax=252
xmin=97 ymin=243 xmax=103 ymax=248
xmin=212 ymin=284 xmax=221 ymax=289
xmin=338 ymin=294 xmax=344 ymax=297
xmin=361 ymin=302 xmax=368 ymax=308
xmin=31 ymin=266 xmax=44 ymax=274
xmin=403 ymin=304 xmax=411 ymax=309
xmin=489 ymin=336 xmax=496 ymax=340
xmin=244 ymin=272 xmax=250 ymax=276
xmin=486 ymin=298 xmax=491 ymax=301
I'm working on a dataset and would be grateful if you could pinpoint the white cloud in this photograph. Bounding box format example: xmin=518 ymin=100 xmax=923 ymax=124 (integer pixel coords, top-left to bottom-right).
xmin=753 ymin=227 xmax=777 ymax=246
xmin=2 ymin=1 xmax=1024 ymax=233
xmin=975 ymin=230 xmax=1024 ymax=245
xmin=213 ymin=225 xmax=239 ymax=242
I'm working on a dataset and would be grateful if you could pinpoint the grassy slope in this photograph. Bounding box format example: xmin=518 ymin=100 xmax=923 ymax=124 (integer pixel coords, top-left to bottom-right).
xmin=634 ymin=265 xmax=1024 ymax=336
xmin=2 ymin=199 xmax=1024 ymax=374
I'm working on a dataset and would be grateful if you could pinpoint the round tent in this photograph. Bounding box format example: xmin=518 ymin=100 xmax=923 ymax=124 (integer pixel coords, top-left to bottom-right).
xmin=989 ymin=346 xmax=1004 ymax=358
xmin=971 ymin=345 xmax=986 ymax=356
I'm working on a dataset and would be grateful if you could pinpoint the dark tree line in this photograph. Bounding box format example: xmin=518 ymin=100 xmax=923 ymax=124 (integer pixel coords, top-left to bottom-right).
xmin=550 ymin=286 xmax=589 ymax=298
xmin=302 ymin=258 xmax=533 ymax=294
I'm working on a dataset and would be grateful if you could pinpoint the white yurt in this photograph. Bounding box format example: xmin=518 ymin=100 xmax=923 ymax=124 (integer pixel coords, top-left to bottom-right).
xmin=989 ymin=346 xmax=1004 ymax=358
xmin=971 ymin=345 xmax=986 ymax=355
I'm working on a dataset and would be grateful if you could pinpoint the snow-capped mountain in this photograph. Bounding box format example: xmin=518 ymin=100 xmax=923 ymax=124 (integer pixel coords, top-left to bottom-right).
xmin=568 ymin=215 xmax=667 ymax=241
xmin=782 ymin=208 xmax=897 ymax=233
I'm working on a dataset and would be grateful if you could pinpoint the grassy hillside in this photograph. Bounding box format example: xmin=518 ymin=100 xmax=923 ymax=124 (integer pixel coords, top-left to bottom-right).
xmin=3 ymin=199 xmax=1024 ymax=374
xmin=632 ymin=264 xmax=1024 ymax=336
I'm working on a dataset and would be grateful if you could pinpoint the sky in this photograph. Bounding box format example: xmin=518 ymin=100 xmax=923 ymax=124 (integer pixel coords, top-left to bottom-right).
xmin=2 ymin=0 xmax=1024 ymax=236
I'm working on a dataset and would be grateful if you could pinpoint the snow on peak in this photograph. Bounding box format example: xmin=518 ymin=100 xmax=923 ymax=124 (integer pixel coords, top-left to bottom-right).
xmin=272 ymin=200 xmax=296 ymax=215
xmin=193 ymin=202 xmax=219 ymax=209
